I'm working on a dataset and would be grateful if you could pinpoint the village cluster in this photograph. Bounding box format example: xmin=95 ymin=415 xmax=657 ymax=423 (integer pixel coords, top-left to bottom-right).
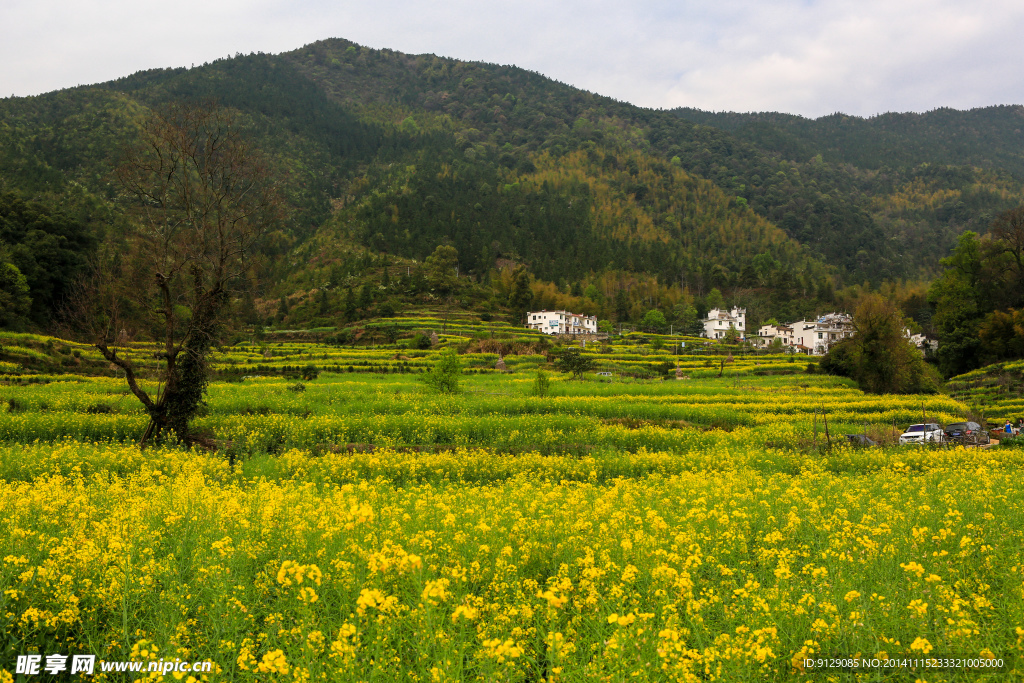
xmin=526 ymin=307 xmax=935 ymax=356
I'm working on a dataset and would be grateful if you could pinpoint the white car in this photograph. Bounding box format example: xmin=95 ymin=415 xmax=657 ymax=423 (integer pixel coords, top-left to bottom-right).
xmin=899 ymin=423 xmax=944 ymax=445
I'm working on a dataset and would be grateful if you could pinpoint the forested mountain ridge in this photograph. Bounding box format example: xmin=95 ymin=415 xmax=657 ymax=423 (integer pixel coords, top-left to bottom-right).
xmin=280 ymin=40 xmax=1024 ymax=279
xmin=675 ymin=106 xmax=1024 ymax=175
xmin=1 ymin=37 xmax=1023 ymax=333
xmin=675 ymin=106 xmax=1024 ymax=275
xmin=0 ymin=41 xmax=832 ymax=323
xmin=280 ymin=40 xmax=896 ymax=280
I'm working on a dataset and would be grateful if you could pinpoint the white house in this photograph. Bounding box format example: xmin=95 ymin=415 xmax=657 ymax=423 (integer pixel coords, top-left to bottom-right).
xmin=702 ymin=307 xmax=746 ymax=340
xmin=754 ymin=323 xmax=794 ymax=348
xmin=526 ymin=310 xmax=598 ymax=335
xmin=789 ymin=320 xmax=820 ymax=353
xmin=814 ymin=312 xmax=855 ymax=354
xmin=909 ymin=332 xmax=938 ymax=353
xmin=756 ymin=312 xmax=854 ymax=354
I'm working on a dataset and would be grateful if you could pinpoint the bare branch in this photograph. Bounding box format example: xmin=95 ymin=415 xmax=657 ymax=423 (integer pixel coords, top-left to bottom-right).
xmin=96 ymin=343 xmax=155 ymax=411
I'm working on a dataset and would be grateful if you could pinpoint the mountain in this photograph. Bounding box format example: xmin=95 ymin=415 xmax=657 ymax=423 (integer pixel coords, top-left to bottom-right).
xmin=1 ymin=38 xmax=1023 ymax=331
xmin=675 ymin=107 xmax=1024 ymax=175
xmin=674 ymin=106 xmax=1024 ymax=276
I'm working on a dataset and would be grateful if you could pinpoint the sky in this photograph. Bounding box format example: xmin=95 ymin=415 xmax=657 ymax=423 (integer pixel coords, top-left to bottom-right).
xmin=3 ymin=0 xmax=1024 ymax=118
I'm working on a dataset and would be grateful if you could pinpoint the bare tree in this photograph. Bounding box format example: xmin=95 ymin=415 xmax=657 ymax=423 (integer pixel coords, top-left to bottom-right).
xmin=68 ymin=101 xmax=282 ymax=445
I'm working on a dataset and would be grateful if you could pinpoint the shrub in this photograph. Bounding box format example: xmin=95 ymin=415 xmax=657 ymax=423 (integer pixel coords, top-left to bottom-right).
xmin=325 ymin=329 xmax=352 ymax=346
xmin=641 ymin=310 xmax=667 ymax=334
xmin=532 ymin=370 xmax=550 ymax=397
xmin=555 ymin=349 xmax=595 ymax=379
xmin=421 ymin=348 xmax=462 ymax=394
xmin=653 ymin=361 xmax=674 ymax=376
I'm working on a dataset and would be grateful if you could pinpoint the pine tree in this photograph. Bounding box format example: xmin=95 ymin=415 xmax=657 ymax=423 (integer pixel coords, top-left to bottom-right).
xmin=508 ymin=267 xmax=534 ymax=324
xmin=358 ymin=285 xmax=373 ymax=310
xmin=614 ymin=289 xmax=630 ymax=322
xmin=344 ymin=287 xmax=357 ymax=321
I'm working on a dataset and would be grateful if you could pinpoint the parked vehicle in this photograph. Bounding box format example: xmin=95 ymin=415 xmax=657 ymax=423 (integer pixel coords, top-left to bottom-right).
xmin=899 ymin=423 xmax=944 ymax=445
xmin=844 ymin=434 xmax=877 ymax=446
xmin=943 ymin=421 xmax=990 ymax=445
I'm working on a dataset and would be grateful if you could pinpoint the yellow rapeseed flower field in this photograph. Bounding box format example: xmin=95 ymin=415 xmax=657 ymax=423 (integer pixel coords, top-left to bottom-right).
xmin=0 ymin=348 xmax=1022 ymax=681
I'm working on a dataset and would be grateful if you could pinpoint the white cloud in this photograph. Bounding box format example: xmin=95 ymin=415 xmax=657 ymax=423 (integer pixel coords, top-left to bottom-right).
xmin=2 ymin=0 xmax=1023 ymax=117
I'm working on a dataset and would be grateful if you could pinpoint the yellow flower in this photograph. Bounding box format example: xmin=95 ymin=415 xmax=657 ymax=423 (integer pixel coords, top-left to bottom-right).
xmin=421 ymin=579 xmax=450 ymax=605
xmin=356 ymin=588 xmax=397 ymax=615
xmin=537 ymin=590 xmax=567 ymax=609
xmin=607 ymin=612 xmax=636 ymax=626
xmin=307 ymin=630 xmax=325 ymax=651
xmin=901 ymin=562 xmax=926 ymax=578
xmin=256 ymin=649 xmax=289 ymax=674
xmin=451 ymin=605 xmax=479 ymax=622
xmin=910 ymin=637 xmax=933 ymax=654
xmin=907 ymin=599 xmax=928 ymax=618
xmin=483 ymin=638 xmax=522 ymax=663
xmin=277 ymin=560 xmax=322 ymax=588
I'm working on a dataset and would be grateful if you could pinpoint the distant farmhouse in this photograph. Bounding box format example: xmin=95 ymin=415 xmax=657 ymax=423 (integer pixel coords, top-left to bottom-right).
xmin=702 ymin=307 xmax=746 ymax=340
xmin=909 ymin=332 xmax=939 ymax=353
xmin=749 ymin=312 xmax=938 ymax=355
xmin=526 ymin=310 xmax=598 ymax=335
xmin=752 ymin=312 xmax=855 ymax=355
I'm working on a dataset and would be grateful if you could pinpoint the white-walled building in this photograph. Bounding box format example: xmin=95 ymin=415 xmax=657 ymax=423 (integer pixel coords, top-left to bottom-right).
xmin=527 ymin=310 xmax=598 ymax=335
xmin=756 ymin=312 xmax=854 ymax=354
xmin=702 ymin=307 xmax=746 ymax=340
xmin=754 ymin=323 xmax=794 ymax=348
xmin=816 ymin=312 xmax=855 ymax=352
xmin=909 ymin=332 xmax=938 ymax=353
xmin=789 ymin=320 xmax=820 ymax=353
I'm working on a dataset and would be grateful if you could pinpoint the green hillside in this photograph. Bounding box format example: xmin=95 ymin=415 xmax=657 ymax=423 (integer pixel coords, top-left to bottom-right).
xmin=675 ymin=106 xmax=1024 ymax=174
xmin=1 ymin=38 xmax=1024 ymax=334
xmin=675 ymin=106 xmax=1024 ymax=276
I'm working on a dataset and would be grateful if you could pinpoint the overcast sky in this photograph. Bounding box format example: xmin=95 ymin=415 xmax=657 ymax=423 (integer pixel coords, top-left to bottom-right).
xmin=3 ymin=0 xmax=1023 ymax=118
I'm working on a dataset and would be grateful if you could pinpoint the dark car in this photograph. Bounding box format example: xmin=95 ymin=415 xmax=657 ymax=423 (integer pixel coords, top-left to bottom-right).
xmin=943 ymin=421 xmax=989 ymax=445
xmin=844 ymin=434 xmax=877 ymax=446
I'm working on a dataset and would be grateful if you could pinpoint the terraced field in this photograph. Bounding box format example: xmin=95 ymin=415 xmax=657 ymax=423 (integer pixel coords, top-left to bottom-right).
xmin=1 ymin=329 xmax=1022 ymax=681
xmin=948 ymin=360 xmax=1024 ymax=430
